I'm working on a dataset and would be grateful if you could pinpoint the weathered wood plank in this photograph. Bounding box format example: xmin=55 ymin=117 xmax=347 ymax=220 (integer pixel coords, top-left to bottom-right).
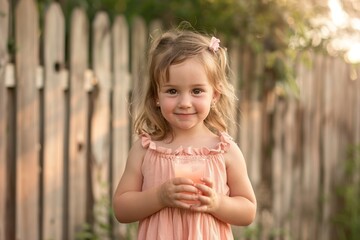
xmin=238 ymin=49 xmax=253 ymax=178
xmin=130 ymin=16 xmax=147 ymax=119
xmin=15 ymin=0 xmax=40 ymax=239
xmin=229 ymin=40 xmax=240 ymax=138
xmin=0 ymin=67 xmax=6 ymax=240
xmin=299 ymin=53 xmax=321 ymax=240
xmin=67 ymin=7 xmax=89 ymax=240
xmin=283 ymin=97 xmax=297 ymax=239
xmin=249 ymin=101 xmax=262 ymax=192
xmin=272 ymin=97 xmax=285 ymax=235
xmin=43 ymin=3 xmax=65 ymax=240
xmin=0 ymin=0 xmax=9 ymax=239
xmin=91 ymin=11 xmax=111 ymax=238
xmin=356 ymin=67 xmax=360 ymax=144
xmin=111 ymin=15 xmax=130 ymax=239
xmin=321 ymin=56 xmax=337 ymax=240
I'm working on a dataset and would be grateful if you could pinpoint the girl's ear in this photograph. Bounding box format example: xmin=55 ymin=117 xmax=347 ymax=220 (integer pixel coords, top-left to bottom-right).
xmin=212 ymin=91 xmax=221 ymax=103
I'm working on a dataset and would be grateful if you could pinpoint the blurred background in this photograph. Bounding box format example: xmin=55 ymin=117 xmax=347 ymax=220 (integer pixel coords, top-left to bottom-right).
xmin=0 ymin=0 xmax=359 ymax=239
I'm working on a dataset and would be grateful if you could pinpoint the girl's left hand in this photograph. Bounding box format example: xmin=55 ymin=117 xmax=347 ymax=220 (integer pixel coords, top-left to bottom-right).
xmin=190 ymin=177 xmax=220 ymax=213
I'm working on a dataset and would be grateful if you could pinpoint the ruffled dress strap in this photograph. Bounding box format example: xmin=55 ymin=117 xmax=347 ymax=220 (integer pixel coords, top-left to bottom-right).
xmin=140 ymin=132 xmax=232 ymax=155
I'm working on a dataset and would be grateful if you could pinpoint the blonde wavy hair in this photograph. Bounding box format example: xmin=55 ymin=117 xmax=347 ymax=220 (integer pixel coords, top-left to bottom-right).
xmin=133 ymin=28 xmax=237 ymax=140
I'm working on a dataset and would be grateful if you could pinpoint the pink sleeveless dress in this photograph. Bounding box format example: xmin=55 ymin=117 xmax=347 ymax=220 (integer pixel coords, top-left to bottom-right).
xmin=137 ymin=132 xmax=234 ymax=240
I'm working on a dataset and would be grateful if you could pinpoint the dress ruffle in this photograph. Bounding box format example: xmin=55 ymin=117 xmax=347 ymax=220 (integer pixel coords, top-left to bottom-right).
xmin=140 ymin=132 xmax=232 ymax=155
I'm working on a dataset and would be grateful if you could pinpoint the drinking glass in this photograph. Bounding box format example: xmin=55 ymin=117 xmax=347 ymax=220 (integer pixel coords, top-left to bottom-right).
xmin=172 ymin=155 xmax=206 ymax=204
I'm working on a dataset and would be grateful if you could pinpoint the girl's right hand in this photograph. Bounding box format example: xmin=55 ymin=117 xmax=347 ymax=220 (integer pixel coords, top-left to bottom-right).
xmin=158 ymin=177 xmax=200 ymax=209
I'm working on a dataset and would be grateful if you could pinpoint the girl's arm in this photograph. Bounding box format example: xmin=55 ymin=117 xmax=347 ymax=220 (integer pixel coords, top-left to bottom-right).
xmin=193 ymin=140 xmax=257 ymax=226
xmin=113 ymin=139 xmax=199 ymax=223
xmin=112 ymin=139 xmax=163 ymax=223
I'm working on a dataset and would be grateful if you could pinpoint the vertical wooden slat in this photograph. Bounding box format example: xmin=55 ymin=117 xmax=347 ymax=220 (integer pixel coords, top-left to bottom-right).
xmin=321 ymin=56 xmax=336 ymax=240
xmin=0 ymin=65 xmax=5 ymax=240
xmin=15 ymin=0 xmax=40 ymax=239
xmin=299 ymin=53 xmax=322 ymax=240
xmin=272 ymin=97 xmax=285 ymax=237
xmin=312 ymin=54 xmax=323 ymax=237
xmin=283 ymin=97 xmax=297 ymax=239
xmin=237 ymin=47 xmax=252 ymax=239
xmin=111 ymin=14 xmax=130 ymax=239
xmin=289 ymin=96 xmax=302 ymax=240
xmin=330 ymin=58 xmax=345 ymax=190
xmin=91 ymin=11 xmax=111 ymax=238
xmin=249 ymin=100 xmax=262 ymax=192
xmin=43 ymin=3 xmax=65 ymax=239
xmin=229 ymin=40 xmax=240 ymax=138
xmin=0 ymin=0 xmax=9 ymax=239
xmin=130 ymin=16 xmax=147 ymax=118
xmin=238 ymin=49 xmax=253 ymax=178
xmin=357 ymin=67 xmax=360 ymax=143
xmin=68 ymin=7 xmax=89 ymax=240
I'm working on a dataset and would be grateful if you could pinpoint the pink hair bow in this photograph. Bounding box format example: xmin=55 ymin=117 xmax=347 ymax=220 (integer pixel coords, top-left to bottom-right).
xmin=209 ymin=37 xmax=220 ymax=52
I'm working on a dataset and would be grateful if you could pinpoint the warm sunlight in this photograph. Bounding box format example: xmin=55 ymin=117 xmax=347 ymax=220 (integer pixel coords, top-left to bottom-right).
xmin=328 ymin=0 xmax=360 ymax=63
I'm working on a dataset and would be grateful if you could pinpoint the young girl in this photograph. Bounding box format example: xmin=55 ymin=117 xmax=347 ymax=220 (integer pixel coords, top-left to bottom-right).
xmin=113 ymin=28 xmax=256 ymax=239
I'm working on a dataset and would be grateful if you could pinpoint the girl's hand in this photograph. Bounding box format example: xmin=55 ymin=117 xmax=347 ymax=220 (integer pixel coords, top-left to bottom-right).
xmin=190 ymin=177 xmax=220 ymax=213
xmin=158 ymin=177 xmax=200 ymax=209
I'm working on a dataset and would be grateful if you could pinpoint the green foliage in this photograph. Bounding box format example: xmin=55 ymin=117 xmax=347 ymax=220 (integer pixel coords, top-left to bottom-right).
xmin=334 ymin=145 xmax=360 ymax=240
xmin=36 ymin=0 xmax=330 ymax=94
xmin=65 ymin=0 xmax=327 ymax=93
xmin=75 ymin=185 xmax=113 ymax=240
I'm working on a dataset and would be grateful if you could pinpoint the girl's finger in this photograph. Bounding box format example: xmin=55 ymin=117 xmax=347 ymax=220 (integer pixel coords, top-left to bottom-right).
xmin=173 ymin=177 xmax=195 ymax=185
xmin=176 ymin=184 xmax=199 ymax=194
xmin=200 ymin=177 xmax=213 ymax=188
xmin=194 ymin=183 xmax=211 ymax=195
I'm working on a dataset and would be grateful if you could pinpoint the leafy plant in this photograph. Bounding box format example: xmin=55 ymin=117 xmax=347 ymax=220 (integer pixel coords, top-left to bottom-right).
xmin=333 ymin=145 xmax=360 ymax=240
xmin=75 ymin=180 xmax=112 ymax=240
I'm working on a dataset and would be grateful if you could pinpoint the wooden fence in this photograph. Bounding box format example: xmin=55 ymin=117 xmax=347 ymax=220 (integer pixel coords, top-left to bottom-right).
xmin=1 ymin=0 xmax=359 ymax=239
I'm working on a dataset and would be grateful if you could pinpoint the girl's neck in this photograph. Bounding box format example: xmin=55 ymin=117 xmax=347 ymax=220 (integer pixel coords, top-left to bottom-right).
xmin=168 ymin=125 xmax=216 ymax=143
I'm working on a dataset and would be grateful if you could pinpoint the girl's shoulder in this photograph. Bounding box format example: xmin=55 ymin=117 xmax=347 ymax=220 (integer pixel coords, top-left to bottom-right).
xmin=139 ymin=131 xmax=234 ymax=155
xmin=128 ymin=137 xmax=147 ymax=157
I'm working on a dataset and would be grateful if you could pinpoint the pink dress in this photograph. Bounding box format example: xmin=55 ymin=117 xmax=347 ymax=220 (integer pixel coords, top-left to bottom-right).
xmin=138 ymin=132 xmax=234 ymax=240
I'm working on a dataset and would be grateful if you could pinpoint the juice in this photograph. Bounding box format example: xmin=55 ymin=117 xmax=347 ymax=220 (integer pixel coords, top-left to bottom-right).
xmin=172 ymin=156 xmax=206 ymax=204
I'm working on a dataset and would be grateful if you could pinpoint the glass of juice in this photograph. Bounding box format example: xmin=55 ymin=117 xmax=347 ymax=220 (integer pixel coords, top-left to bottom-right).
xmin=172 ymin=155 xmax=206 ymax=204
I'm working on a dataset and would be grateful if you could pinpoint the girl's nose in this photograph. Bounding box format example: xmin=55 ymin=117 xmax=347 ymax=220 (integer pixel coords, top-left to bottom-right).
xmin=178 ymin=94 xmax=191 ymax=108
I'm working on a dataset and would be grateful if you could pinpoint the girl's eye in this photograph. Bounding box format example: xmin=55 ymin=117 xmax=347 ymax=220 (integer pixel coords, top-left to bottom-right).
xmin=166 ymin=89 xmax=177 ymax=95
xmin=192 ymin=88 xmax=203 ymax=95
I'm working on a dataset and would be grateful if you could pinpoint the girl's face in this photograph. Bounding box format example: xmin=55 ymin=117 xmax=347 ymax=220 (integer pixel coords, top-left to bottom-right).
xmin=157 ymin=57 xmax=219 ymax=134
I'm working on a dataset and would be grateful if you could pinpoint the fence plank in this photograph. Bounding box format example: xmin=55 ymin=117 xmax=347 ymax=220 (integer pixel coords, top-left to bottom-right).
xmin=68 ymin=8 xmax=89 ymax=240
xmin=0 ymin=61 xmax=5 ymax=240
xmin=15 ymin=0 xmax=40 ymax=239
xmin=42 ymin=3 xmax=65 ymax=239
xmin=249 ymin=101 xmax=262 ymax=191
xmin=229 ymin=40 xmax=240 ymax=138
xmin=283 ymin=97 xmax=298 ymax=239
xmin=356 ymin=67 xmax=360 ymax=144
xmin=299 ymin=53 xmax=321 ymax=239
xmin=111 ymin=15 xmax=130 ymax=238
xmin=321 ymin=56 xmax=337 ymax=240
xmin=272 ymin=98 xmax=285 ymax=237
xmin=130 ymin=16 xmax=147 ymax=119
xmin=0 ymin=0 xmax=9 ymax=239
xmin=91 ymin=11 xmax=112 ymax=238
